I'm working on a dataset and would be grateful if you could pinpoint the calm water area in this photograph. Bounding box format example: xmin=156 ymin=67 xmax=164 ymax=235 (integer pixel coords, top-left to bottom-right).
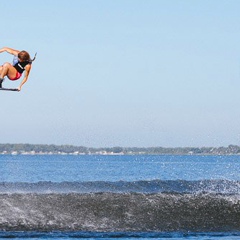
xmin=0 ymin=154 xmax=239 ymax=182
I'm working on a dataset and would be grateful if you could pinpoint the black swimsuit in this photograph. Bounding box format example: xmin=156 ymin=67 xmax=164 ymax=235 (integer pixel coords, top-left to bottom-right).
xmin=14 ymin=61 xmax=30 ymax=74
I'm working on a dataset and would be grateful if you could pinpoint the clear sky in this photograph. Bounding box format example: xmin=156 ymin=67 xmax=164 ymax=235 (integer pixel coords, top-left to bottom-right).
xmin=1 ymin=0 xmax=240 ymax=147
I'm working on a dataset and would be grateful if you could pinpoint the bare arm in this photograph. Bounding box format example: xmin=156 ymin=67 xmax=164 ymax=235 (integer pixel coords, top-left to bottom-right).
xmin=18 ymin=64 xmax=32 ymax=91
xmin=0 ymin=47 xmax=20 ymax=56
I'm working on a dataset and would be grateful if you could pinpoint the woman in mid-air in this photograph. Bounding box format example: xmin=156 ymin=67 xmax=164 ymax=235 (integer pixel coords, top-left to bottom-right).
xmin=0 ymin=47 xmax=36 ymax=91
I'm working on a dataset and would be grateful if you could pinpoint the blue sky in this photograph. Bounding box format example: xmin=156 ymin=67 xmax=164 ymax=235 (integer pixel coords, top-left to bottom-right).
xmin=0 ymin=0 xmax=240 ymax=147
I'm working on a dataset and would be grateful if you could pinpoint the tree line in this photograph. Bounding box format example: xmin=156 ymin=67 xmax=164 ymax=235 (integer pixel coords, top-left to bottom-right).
xmin=0 ymin=143 xmax=240 ymax=155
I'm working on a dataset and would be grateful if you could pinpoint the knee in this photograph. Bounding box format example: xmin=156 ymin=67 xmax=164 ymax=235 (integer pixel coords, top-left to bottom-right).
xmin=2 ymin=62 xmax=11 ymax=69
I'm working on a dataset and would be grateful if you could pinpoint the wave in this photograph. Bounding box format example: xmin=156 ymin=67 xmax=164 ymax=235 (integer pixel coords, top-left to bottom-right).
xmin=0 ymin=192 xmax=238 ymax=232
xmin=0 ymin=180 xmax=238 ymax=232
xmin=0 ymin=180 xmax=238 ymax=194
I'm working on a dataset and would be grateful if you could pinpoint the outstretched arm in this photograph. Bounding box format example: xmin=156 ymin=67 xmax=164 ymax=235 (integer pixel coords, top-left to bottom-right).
xmin=17 ymin=64 xmax=32 ymax=91
xmin=0 ymin=47 xmax=20 ymax=56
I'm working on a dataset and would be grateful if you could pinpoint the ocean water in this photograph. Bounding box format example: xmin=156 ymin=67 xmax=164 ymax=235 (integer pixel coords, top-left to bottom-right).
xmin=0 ymin=154 xmax=238 ymax=239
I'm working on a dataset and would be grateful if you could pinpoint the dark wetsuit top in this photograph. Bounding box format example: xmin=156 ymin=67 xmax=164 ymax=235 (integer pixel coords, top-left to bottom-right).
xmin=13 ymin=56 xmax=30 ymax=73
xmin=14 ymin=61 xmax=30 ymax=74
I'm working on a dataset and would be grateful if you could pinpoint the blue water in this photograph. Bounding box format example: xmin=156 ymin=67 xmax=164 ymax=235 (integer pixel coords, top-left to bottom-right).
xmin=0 ymin=154 xmax=238 ymax=239
xmin=1 ymin=155 xmax=239 ymax=182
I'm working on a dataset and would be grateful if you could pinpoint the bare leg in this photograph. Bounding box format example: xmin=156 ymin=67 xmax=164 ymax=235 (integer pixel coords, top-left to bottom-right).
xmin=0 ymin=66 xmax=3 ymax=88
xmin=0 ymin=63 xmax=9 ymax=88
xmin=0 ymin=63 xmax=18 ymax=88
xmin=0 ymin=63 xmax=11 ymax=79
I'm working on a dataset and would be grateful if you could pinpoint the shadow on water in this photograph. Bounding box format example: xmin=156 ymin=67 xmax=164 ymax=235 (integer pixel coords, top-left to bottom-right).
xmin=0 ymin=231 xmax=240 ymax=239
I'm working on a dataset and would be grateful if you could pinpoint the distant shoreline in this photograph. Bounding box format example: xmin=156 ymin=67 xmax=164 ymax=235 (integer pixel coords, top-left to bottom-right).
xmin=0 ymin=143 xmax=240 ymax=156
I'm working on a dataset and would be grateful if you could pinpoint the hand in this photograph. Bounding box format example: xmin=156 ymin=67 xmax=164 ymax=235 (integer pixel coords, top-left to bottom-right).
xmin=17 ymin=86 xmax=21 ymax=91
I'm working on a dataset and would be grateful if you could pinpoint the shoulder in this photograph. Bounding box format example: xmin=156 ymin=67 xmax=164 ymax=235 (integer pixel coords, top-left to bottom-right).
xmin=25 ymin=64 xmax=32 ymax=71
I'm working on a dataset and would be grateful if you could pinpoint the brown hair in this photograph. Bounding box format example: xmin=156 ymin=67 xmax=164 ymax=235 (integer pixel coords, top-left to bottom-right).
xmin=18 ymin=50 xmax=37 ymax=63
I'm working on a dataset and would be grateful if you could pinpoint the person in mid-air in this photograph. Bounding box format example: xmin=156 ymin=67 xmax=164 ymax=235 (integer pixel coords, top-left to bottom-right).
xmin=0 ymin=47 xmax=36 ymax=91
